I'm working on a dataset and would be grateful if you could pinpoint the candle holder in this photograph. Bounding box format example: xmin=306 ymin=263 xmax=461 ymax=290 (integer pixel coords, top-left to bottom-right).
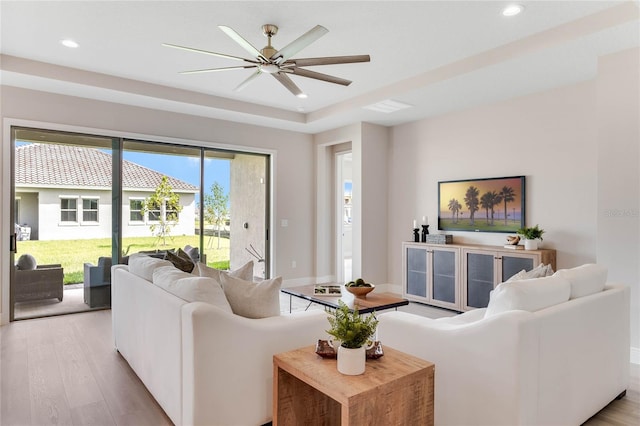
xmin=421 ymin=225 xmax=430 ymax=242
xmin=413 ymin=228 xmax=420 ymax=242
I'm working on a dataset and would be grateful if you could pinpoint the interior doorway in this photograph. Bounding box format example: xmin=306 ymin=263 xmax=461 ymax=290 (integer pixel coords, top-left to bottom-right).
xmin=336 ymin=151 xmax=353 ymax=284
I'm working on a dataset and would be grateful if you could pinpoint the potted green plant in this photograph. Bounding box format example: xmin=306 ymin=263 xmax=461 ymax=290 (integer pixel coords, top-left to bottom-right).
xmin=327 ymin=300 xmax=379 ymax=375
xmin=517 ymin=224 xmax=545 ymax=250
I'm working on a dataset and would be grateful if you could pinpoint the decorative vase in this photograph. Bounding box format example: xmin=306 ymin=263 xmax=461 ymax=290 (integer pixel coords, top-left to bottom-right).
xmin=524 ymin=239 xmax=539 ymax=250
xmin=337 ymin=345 xmax=366 ymax=375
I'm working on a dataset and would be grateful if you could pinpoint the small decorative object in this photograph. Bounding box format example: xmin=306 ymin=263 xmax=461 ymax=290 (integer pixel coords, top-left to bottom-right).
xmin=326 ymin=300 xmax=378 ymax=375
xmin=315 ymin=339 xmax=384 ymax=359
xmin=413 ymin=228 xmax=420 ymax=242
xmin=313 ymin=284 xmax=342 ymax=296
xmin=345 ymin=278 xmax=374 ymax=297
xmin=504 ymin=235 xmax=523 ymax=249
xmin=421 ymin=224 xmax=430 ymax=242
xmin=517 ymin=225 xmax=545 ymax=250
xmin=425 ymin=234 xmax=453 ymax=244
xmin=505 ymin=235 xmax=520 ymax=245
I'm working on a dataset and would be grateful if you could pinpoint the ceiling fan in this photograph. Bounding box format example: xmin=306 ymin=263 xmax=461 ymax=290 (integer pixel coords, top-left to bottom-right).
xmin=163 ymin=24 xmax=370 ymax=98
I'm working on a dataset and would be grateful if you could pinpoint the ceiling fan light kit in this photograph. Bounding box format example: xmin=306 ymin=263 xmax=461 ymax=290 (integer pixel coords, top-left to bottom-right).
xmin=164 ymin=24 xmax=370 ymax=97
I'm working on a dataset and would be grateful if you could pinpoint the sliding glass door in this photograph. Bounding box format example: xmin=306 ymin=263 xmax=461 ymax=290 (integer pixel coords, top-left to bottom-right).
xmin=11 ymin=128 xmax=116 ymax=320
xmin=10 ymin=127 xmax=270 ymax=321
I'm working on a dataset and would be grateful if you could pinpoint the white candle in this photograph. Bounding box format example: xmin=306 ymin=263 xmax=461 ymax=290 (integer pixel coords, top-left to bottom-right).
xmin=422 ymin=216 xmax=427 ymax=225
xmin=413 ymin=219 xmax=417 ymax=229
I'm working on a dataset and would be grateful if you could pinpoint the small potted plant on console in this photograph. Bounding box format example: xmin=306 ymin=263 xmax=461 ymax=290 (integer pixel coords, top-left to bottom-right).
xmin=517 ymin=224 xmax=545 ymax=250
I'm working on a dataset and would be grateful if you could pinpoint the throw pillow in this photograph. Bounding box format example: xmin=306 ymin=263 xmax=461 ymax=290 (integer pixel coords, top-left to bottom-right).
xmin=197 ymin=260 xmax=254 ymax=283
xmin=553 ymin=264 xmax=607 ymax=299
xmin=127 ymin=253 xmax=173 ymax=281
xmin=183 ymin=245 xmax=200 ymax=262
xmin=152 ymin=267 xmax=233 ymax=313
xmin=484 ymin=275 xmax=571 ymax=317
xmin=16 ymin=254 xmax=37 ymax=270
xmin=166 ymin=249 xmax=195 ymax=273
xmin=504 ymin=263 xmax=553 ymax=282
xmin=220 ymin=274 xmax=281 ymax=319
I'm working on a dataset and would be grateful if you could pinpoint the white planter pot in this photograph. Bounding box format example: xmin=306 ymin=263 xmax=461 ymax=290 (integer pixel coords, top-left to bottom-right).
xmin=524 ymin=239 xmax=539 ymax=250
xmin=337 ymin=345 xmax=366 ymax=375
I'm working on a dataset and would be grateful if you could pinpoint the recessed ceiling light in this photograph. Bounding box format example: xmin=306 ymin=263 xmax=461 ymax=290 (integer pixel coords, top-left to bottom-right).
xmin=296 ymin=93 xmax=308 ymax=99
xmin=502 ymin=4 xmax=524 ymax=17
xmin=363 ymin=99 xmax=413 ymax=114
xmin=60 ymin=39 xmax=79 ymax=48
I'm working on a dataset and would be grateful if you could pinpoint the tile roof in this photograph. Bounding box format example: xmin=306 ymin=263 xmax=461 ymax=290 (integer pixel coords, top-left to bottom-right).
xmin=15 ymin=143 xmax=198 ymax=191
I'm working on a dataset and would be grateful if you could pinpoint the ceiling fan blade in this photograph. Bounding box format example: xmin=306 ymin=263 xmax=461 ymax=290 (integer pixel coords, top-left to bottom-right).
xmin=179 ymin=65 xmax=258 ymax=75
xmin=218 ymin=26 xmax=268 ymax=63
xmin=285 ymin=55 xmax=371 ymax=67
xmin=287 ymin=68 xmax=352 ymax=86
xmin=271 ymin=25 xmax=329 ymax=63
xmin=162 ymin=43 xmax=258 ymax=63
xmin=271 ymin=72 xmax=305 ymax=97
xmin=233 ymin=68 xmax=263 ymax=92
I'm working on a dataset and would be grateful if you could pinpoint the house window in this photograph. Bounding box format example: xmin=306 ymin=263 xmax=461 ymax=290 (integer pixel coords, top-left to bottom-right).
xmin=60 ymin=198 xmax=78 ymax=222
xmin=82 ymin=198 xmax=99 ymax=222
xmin=130 ymin=199 xmax=144 ymax=221
xmin=166 ymin=205 xmax=179 ymax=222
xmin=148 ymin=201 xmax=162 ymax=222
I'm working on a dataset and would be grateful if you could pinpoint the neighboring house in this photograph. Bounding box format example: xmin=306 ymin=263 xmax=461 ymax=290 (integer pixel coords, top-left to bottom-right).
xmin=15 ymin=143 xmax=198 ymax=241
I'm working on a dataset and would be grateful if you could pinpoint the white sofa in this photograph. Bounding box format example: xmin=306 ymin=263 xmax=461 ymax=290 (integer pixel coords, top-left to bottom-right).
xmin=378 ymin=264 xmax=630 ymax=426
xmin=111 ymin=256 xmax=328 ymax=426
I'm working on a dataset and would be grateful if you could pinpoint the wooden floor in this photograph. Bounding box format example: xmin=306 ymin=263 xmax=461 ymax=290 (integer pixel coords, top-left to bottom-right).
xmin=1 ymin=307 xmax=638 ymax=426
xmin=0 ymin=310 xmax=171 ymax=426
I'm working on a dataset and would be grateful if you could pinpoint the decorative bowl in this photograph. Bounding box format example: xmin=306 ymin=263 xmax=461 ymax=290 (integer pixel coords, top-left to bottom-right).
xmin=345 ymin=284 xmax=375 ymax=298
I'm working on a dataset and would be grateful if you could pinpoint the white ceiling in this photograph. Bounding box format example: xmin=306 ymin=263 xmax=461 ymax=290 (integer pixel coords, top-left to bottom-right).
xmin=1 ymin=1 xmax=638 ymax=133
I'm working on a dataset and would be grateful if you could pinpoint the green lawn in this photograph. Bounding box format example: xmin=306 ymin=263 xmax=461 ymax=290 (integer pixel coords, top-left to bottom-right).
xmin=17 ymin=235 xmax=230 ymax=284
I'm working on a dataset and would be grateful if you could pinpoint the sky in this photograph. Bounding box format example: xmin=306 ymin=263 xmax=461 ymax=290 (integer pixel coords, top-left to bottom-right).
xmin=123 ymin=151 xmax=231 ymax=200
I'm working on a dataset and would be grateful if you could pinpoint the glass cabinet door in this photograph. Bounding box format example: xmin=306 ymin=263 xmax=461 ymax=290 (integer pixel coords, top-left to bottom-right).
xmin=501 ymin=255 xmax=534 ymax=282
xmin=431 ymin=249 xmax=457 ymax=305
xmin=465 ymin=251 xmax=495 ymax=308
xmin=406 ymin=247 xmax=427 ymax=298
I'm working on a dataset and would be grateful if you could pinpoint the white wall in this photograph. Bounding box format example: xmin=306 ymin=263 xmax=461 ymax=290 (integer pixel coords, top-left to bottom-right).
xmin=388 ymin=48 xmax=639 ymax=353
xmin=122 ymin=191 xmax=196 ymax=238
xmin=37 ymin=188 xmax=113 ymax=240
xmin=1 ymin=86 xmax=313 ymax=323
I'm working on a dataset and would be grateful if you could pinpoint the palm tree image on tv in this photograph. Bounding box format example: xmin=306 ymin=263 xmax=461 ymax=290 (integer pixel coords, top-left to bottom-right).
xmin=448 ymin=198 xmax=462 ymax=223
xmin=439 ymin=176 xmax=525 ymax=233
xmin=480 ymin=190 xmax=502 ymax=225
xmin=500 ymin=186 xmax=516 ymax=225
xmin=464 ymin=186 xmax=480 ymax=226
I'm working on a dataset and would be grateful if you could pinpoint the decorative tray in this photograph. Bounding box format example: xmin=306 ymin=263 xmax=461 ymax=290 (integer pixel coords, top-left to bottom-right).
xmin=315 ymin=339 xmax=384 ymax=359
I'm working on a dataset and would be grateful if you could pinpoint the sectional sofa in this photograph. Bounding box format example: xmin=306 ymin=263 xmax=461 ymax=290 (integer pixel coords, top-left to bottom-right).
xmin=378 ymin=264 xmax=630 ymax=425
xmin=111 ymin=254 xmax=328 ymax=426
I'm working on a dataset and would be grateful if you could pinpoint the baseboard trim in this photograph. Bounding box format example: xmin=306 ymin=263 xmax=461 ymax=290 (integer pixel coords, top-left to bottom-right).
xmin=631 ymin=346 xmax=640 ymax=365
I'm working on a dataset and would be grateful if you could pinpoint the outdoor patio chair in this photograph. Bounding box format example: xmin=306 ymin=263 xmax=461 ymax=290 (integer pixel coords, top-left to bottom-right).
xmin=15 ymin=264 xmax=64 ymax=302
xmin=84 ymin=256 xmax=112 ymax=307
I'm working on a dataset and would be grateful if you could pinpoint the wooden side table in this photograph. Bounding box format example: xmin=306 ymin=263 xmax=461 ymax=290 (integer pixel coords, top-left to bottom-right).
xmin=273 ymin=345 xmax=434 ymax=425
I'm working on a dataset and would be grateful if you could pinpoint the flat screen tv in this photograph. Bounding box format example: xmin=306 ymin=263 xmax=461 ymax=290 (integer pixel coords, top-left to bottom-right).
xmin=438 ymin=176 xmax=525 ymax=233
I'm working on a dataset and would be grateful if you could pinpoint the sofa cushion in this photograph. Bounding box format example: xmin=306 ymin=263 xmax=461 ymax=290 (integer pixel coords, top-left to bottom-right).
xmin=128 ymin=253 xmax=173 ymax=281
xmin=553 ymin=263 xmax=607 ymax=299
xmin=166 ymin=248 xmax=195 ymax=273
xmin=485 ymin=275 xmax=571 ymax=317
xmin=16 ymin=253 xmax=37 ymax=270
xmin=197 ymin=260 xmax=254 ymax=282
xmin=505 ymin=263 xmax=554 ymax=282
xmin=220 ymin=274 xmax=281 ymax=319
